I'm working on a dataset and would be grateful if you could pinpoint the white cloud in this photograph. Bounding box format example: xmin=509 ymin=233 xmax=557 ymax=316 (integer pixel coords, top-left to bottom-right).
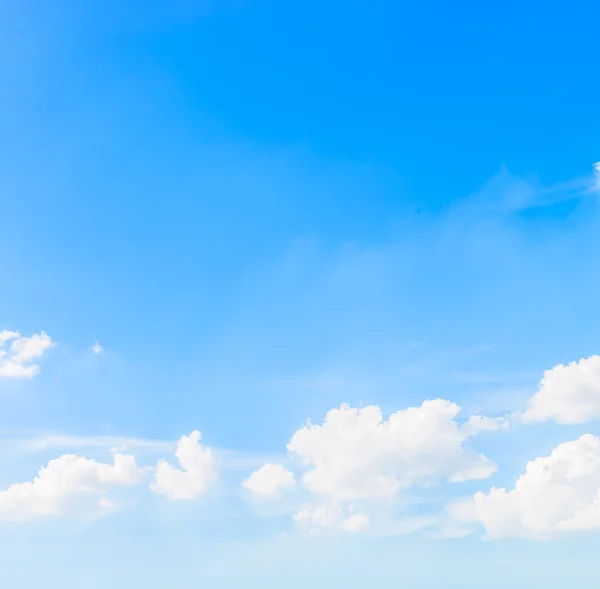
xmin=0 ymin=330 xmax=55 ymax=378
xmin=594 ymin=162 xmax=600 ymax=189
xmin=246 ymin=400 xmax=503 ymax=535
xmin=243 ymin=463 xmax=295 ymax=497
xmin=461 ymin=415 xmax=509 ymax=437
xmin=151 ymin=431 xmax=218 ymax=500
xmin=453 ymin=434 xmax=600 ymax=539
xmin=91 ymin=341 xmax=104 ymax=355
xmin=286 ymin=400 xmax=498 ymax=502
xmin=18 ymin=433 xmax=173 ymax=454
xmin=0 ymin=331 xmax=19 ymax=346
xmin=340 ymin=512 xmax=370 ymax=532
xmin=0 ymin=452 xmax=141 ymax=521
xmin=522 ymin=355 xmax=600 ymax=424
xmin=293 ymin=504 xmax=342 ymax=529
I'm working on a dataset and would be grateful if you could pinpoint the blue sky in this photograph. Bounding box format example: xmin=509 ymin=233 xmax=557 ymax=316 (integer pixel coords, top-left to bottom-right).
xmin=2 ymin=0 xmax=600 ymax=587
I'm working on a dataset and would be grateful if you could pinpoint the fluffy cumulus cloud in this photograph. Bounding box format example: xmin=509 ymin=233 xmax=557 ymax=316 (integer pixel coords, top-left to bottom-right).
xmin=287 ymin=400 xmax=498 ymax=502
xmin=0 ymin=330 xmax=55 ymax=378
xmin=151 ymin=431 xmax=218 ymax=500
xmin=244 ymin=400 xmax=503 ymax=534
xmin=522 ymin=355 xmax=600 ymax=424
xmin=452 ymin=434 xmax=600 ymax=539
xmin=243 ymin=463 xmax=295 ymax=497
xmin=0 ymin=452 xmax=141 ymax=521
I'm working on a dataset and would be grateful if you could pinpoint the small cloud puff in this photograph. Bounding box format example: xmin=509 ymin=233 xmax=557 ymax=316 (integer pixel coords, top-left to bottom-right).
xmin=243 ymin=463 xmax=295 ymax=497
xmin=0 ymin=330 xmax=55 ymax=378
xmin=593 ymin=162 xmax=600 ymax=191
xmin=339 ymin=512 xmax=370 ymax=532
xmin=151 ymin=431 xmax=219 ymax=500
xmin=292 ymin=504 xmax=370 ymax=534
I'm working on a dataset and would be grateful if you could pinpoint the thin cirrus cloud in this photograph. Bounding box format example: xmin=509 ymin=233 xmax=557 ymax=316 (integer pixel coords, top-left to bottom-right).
xmin=16 ymin=433 xmax=174 ymax=455
xmin=522 ymin=354 xmax=600 ymax=424
xmin=151 ymin=431 xmax=219 ymax=500
xmin=451 ymin=434 xmax=600 ymax=539
xmin=0 ymin=452 xmax=142 ymax=521
xmin=0 ymin=330 xmax=55 ymax=378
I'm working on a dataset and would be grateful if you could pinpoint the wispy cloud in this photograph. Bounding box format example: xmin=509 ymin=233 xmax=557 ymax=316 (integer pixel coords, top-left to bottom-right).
xmin=15 ymin=433 xmax=174 ymax=454
xmin=7 ymin=431 xmax=282 ymax=472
